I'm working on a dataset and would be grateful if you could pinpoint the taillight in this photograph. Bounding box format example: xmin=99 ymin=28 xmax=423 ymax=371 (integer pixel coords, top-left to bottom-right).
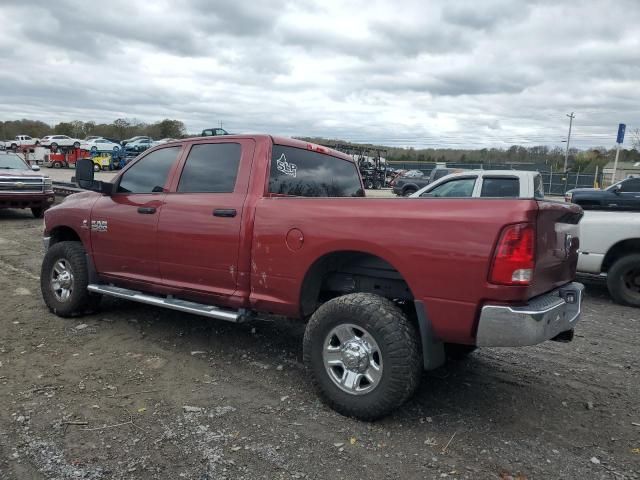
xmin=490 ymin=223 xmax=535 ymax=286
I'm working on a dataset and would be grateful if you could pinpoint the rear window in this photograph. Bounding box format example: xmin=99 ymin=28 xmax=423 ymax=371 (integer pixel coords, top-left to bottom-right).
xmin=480 ymin=177 xmax=519 ymax=197
xmin=534 ymin=174 xmax=545 ymax=199
xmin=269 ymin=145 xmax=364 ymax=197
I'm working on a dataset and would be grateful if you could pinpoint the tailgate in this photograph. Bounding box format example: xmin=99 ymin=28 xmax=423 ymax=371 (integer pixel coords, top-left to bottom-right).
xmin=531 ymin=200 xmax=583 ymax=297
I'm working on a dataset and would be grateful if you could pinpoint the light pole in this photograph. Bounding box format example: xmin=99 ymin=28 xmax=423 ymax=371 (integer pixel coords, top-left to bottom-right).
xmin=563 ymin=112 xmax=575 ymax=172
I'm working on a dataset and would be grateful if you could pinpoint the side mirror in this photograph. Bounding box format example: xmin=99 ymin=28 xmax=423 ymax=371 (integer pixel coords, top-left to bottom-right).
xmin=31 ymin=165 xmax=40 ymax=171
xmin=76 ymin=159 xmax=112 ymax=194
xmin=613 ymin=184 xmax=622 ymax=194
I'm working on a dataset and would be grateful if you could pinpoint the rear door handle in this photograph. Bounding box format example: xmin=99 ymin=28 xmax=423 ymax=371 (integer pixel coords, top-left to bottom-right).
xmin=137 ymin=207 xmax=156 ymax=214
xmin=213 ymin=208 xmax=237 ymax=218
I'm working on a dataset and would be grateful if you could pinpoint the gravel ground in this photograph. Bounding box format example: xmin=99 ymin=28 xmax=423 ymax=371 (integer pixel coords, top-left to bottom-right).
xmin=0 ymin=205 xmax=638 ymax=480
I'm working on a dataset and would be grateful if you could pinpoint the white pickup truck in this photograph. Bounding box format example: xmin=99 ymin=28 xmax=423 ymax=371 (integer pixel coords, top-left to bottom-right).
xmin=578 ymin=211 xmax=640 ymax=307
xmin=4 ymin=135 xmax=40 ymax=150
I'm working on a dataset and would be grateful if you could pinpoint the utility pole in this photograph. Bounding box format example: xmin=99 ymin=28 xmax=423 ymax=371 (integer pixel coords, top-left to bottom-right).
xmin=563 ymin=112 xmax=575 ymax=173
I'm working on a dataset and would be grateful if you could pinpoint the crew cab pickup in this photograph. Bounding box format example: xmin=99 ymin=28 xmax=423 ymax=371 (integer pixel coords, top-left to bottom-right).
xmin=40 ymin=135 xmax=584 ymax=420
xmin=577 ymin=210 xmax=640 ymax=307
xmin=0 ymin=151 xmax=54 ymax=217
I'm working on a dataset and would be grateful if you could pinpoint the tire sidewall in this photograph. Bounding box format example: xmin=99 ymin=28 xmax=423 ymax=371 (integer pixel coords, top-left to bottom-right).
xmin=608 ymin=254 xmax=640 ymax=307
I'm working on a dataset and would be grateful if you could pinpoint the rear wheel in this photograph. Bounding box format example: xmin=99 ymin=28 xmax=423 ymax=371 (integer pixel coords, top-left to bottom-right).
xmin=402 ymin=187 xmax=417 ymax=196
xmin=73 ymin=141 xmax=80 ymax=148
xmin=51 ymin=142 xmax=58 ymax=150
xmin=373 ymin=180 xmax=382 ymax=189
xmin=607 ymin=254 xmax=640 ymax=307
xmin=303 ymin=293 xmax=421 ymax=420
xmin=40 ymin=241 xmax=101 ymax=317
xmin=93 ymin=163 xmax=100 ymax=172
xmin=365 ymin=179 xmax=374 ymax=189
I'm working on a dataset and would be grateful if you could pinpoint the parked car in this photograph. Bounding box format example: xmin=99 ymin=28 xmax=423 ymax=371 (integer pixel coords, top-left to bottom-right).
xmin=411 ymin=170 xmax=546 ymax=199
xmin=392 ymin=167 xmax=465 ymax=196
xmin=121 ymin=136 xmax=152 ymax=146
xmin=566 ymin=176 xmax=640 ymax=211
xmin=151 ymin=138 xmax=177 ymax=147
xmin=40 ymin=135 xmax=81 ymax=149
xmin=80 ymin=138 xmax=122 ymax=153
xmin=577 ymin=210 xmax=640 ymax=307
xmin=0 ymin=151 xmax=54 ymax=218
xmin=124 ymin=138 xmax=153 ymax=153
xmin=41 ymin=135 xmax=584 ymax=420
xmin=201 ymin=128 xmax=229 ymax=136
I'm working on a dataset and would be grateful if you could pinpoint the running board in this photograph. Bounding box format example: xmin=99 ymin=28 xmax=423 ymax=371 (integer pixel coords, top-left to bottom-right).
xmin=87 ymin=284 xmax=243 ymax=322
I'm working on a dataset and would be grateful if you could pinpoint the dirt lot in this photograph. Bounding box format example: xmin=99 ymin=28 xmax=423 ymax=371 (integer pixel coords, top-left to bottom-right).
xmin=0 ymin=205 xmax=638 ymax=480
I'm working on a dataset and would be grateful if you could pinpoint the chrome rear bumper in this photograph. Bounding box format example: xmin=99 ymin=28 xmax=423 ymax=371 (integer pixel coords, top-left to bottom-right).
xmin=476 ymin=282 xmax=584 ymax=347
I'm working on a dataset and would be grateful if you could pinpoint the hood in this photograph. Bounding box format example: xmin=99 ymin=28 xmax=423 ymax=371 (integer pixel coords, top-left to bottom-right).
xmin=0 ymin=169 xmax=44 ymax=178
xmin=566 ymin=187 xmax=600 ymax=195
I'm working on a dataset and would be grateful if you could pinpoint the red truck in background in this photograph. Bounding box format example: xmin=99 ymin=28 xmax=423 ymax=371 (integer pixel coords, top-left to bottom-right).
xmin=40 ymin=135 xmax=584 ymax=420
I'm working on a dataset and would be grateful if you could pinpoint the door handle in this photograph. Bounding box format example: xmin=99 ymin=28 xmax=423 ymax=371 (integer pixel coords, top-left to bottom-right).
xmin=137 ymin=206 xmax=156 ymax=214
xmin=213 ymin=208 xmax=237 ymax=218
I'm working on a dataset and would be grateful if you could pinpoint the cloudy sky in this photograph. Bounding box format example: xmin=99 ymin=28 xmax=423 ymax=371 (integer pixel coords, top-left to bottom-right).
xmin=1 ymin=0 xmax=639 ymax=148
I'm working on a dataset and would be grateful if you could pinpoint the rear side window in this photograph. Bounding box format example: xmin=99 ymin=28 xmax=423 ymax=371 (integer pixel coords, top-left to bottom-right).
xmin=269 ymin=145 xmax=364 ymax=197
xmin=480 ymin=177 xmax=519 ymax=197
xmin=117 ymin=147 xmax=180 ymax=193
xmin=178 ymin=143 xmax=241 ymax=193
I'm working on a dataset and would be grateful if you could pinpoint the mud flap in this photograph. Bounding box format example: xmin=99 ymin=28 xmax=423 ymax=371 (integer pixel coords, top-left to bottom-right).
xmin=414 ymin=300 xmax=445 ymax=370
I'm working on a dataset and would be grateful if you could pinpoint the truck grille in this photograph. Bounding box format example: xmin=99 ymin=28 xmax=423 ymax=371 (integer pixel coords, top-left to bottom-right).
xmin=0 ymin=177 xmax=45 ymax=193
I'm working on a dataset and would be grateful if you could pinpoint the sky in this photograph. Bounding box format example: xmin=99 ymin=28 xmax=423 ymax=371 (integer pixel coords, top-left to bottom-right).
xmin=1 ymin=0 xmax=639 ymax=149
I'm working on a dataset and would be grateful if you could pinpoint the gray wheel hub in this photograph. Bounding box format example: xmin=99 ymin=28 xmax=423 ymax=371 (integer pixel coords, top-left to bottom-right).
xmin=323 ymin=323 xmax=383 ymax=395
xmin=50 ymin=259 xmax=74 ymax=302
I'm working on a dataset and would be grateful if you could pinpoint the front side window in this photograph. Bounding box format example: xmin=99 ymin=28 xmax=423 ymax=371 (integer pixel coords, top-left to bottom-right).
xmin=269 ymin=145 xmax=363 ymax=197
xmin=620 ymin=178 xmax=640 ymax=193
xmin=425 ymin=177 xmax=476 ymax=198
xmin=117 ymin=147 xmax=180 ymax=193
xmin=480 ymin=177 xmax=520 ymax=198
xmin=178 ymin=143 xmax=241 ymax=193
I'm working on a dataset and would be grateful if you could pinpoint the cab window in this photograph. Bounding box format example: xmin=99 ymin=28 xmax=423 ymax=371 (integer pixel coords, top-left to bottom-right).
xmin=117 ymin=147 xmax=180 ymax=193
xmin=480 ymin=177 xmax=520 ymax=197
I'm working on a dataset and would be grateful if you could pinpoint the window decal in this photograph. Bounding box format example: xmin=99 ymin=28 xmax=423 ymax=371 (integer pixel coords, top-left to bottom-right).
xmin=276 ymin=154 xmax=297 ymax=177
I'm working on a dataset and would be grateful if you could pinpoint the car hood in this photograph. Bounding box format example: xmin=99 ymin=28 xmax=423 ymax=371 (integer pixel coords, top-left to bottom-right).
xmin=0 ymin=169 xmax=43 ymax=178
xmin=566 ymin=187 xmax=601 ymax=195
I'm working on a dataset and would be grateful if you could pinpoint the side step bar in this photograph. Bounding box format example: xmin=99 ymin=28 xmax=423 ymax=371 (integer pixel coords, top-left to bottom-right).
xmin=87 ymin=284 xmax=243 ymax=322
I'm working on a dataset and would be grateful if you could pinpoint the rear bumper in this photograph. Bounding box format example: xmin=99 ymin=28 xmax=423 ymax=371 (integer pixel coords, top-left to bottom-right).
xmin=476 ymin=282 xmax=584 ymax=347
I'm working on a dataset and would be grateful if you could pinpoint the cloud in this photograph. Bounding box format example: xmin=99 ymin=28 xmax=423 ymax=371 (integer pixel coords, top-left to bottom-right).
xmin=0 ymin=0 xmax=638 ymax=148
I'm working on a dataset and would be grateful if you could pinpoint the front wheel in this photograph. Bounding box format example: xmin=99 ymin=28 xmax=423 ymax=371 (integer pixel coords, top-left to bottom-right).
xmin=73 ymin=141 xmax=80 ymax=148
xmin=93 ymin=163 xmax=100 ymax=172
xmin=607 ymin=254 xmax=640 ymax=307
xmin=303 ymin=293 xmax=421 ymax=420
xmin=40 ymin=241 xmax=101 ymax=317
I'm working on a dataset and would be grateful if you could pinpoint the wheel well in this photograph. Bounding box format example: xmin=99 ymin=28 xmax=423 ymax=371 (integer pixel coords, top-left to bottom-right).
xmin=602 ymin=239 xmax=640 ymax=272
xmin=49 ymin=226 xmax=81 ymax=246
xmin=299 ymin=251 xmax=413 ymax=318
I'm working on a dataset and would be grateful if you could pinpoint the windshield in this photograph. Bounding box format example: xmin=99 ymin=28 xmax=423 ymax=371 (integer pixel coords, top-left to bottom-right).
xmin=0 ymin=154 xmax=29 ymax=170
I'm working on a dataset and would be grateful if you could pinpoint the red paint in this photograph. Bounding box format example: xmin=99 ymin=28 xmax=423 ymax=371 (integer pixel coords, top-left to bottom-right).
xmin=44 ymin=135 xmax=582 ymax=344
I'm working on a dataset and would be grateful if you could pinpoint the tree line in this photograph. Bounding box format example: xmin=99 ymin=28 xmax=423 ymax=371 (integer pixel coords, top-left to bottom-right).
xmin=302 ymin=136 xmax=640 ymax=173
xmin=0 ymin=118 xmax=187 ymax=143
xmin=2 ymin=118 xmax=638 ymax=174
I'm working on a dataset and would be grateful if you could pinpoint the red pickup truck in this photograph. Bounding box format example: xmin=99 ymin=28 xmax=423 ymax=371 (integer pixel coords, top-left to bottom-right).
xmin=40 ymin=135 xmax=584 ymax=419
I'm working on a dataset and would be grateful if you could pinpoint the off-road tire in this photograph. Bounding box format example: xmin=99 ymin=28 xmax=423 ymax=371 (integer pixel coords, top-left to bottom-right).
xmin=41 ymin=241 xmax=101 ymax=317
xmin=607 ymin=254 xmax=640 ymax=307
xmin=303 ymin=293 xmax=422 ymax=420
xmin=31 ymin=207 xmax=44 ymax=218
